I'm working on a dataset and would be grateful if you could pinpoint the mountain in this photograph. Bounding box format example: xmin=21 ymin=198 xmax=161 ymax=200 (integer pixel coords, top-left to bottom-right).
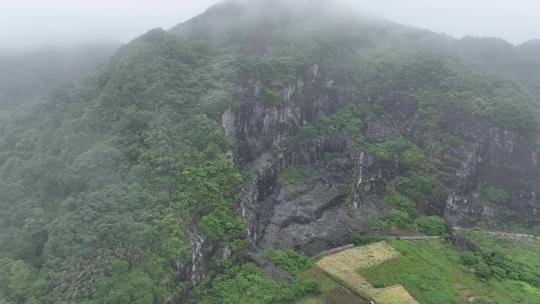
xmin=0 ymin=1 xmax=539 ymax=303
xmin=0 ymin=41 xmax=121 ymax=107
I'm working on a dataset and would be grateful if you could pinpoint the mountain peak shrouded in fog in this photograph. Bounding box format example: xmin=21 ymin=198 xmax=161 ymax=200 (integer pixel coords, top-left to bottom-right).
xmin=1 ymin=0 xmax=539 ymax=55
xmin=169 ymin=0 xmax=392 ymax=49
xmin=520 ymin=39 xmax=540 ymax=47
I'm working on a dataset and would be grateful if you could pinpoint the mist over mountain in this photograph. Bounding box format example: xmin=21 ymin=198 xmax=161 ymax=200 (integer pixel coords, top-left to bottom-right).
xmin=0 ymin=41 xmax=121 ymax=107
xmin=0 ymin=1 xmax=539 ymax=304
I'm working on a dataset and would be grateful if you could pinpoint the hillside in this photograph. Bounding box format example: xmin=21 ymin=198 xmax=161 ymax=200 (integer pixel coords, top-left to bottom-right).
xmin=0 ymin=0 xmax=539 ymax=303
xmin=360 ymin=235 xmax=540 ymax=303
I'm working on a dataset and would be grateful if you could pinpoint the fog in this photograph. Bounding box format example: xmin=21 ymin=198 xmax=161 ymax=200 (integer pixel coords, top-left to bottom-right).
xmin=1 ymin=0 xmax=539 ymax=55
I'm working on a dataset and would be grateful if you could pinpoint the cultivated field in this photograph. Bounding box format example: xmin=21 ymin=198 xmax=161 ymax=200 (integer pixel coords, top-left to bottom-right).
xmin=315 ymin=241 xmax=418 ymax=304
xmin=360 ymin=239 xmax=540 ymax=304
xmin=296 ymin=267 xmax=368 ymax=304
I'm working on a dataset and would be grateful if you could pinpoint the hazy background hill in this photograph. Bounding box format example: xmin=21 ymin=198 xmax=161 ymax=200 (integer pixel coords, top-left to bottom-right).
xmin=0 ymin=41 xmax=121 ymax=107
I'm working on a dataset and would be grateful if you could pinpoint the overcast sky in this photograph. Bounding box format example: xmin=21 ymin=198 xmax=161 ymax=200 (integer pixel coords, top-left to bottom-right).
xmin=1 ymin=0 xmax=539 ymax=54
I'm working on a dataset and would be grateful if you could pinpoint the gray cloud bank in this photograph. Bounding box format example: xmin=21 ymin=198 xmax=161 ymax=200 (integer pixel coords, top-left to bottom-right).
xmin=0 ymin=0 xmax=538 ymax=54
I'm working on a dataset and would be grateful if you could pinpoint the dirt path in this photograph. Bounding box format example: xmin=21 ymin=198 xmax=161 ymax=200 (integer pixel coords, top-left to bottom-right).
xmin=453 ymin=227 xmax=540 ymax=241
xmin=311 ymin=235 xmax=440 ymax=260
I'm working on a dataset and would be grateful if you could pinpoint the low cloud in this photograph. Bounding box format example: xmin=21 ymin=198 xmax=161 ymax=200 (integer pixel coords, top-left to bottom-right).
xmin=0 ymin=0 xmax=538 ymax=54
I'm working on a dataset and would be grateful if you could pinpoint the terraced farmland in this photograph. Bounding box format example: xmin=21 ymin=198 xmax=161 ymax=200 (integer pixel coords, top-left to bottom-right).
xmin=316 ymin=242 xmax=418 ymax=304
xmin=296 ymin=267 xmax=368 ymax=304
xmin=360 ymin=239 xmax=540 ymax=304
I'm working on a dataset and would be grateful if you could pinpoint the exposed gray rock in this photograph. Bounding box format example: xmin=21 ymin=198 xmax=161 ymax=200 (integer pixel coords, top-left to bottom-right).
xmin=223 ymin=66 xmax=540 ymax=255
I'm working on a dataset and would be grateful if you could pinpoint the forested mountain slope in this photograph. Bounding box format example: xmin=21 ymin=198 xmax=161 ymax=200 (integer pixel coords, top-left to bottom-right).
xmin=0 ymin=1 xmax=538 ymax=303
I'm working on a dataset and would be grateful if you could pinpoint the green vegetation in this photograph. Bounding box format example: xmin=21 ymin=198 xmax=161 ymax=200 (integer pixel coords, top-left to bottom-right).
xmin=320 ymin=112 xmax=362 ymax=136
xmin=267 ymin=250 xmax=315 ymax=274
xmin=395 ymin=174 xmax=438 ymax=203
xmin=360 ymin=240 xmax=540 ymax=304
xmin=482 ymin=186 xmax=510 ymax=205
xmin=368 ymin=139 xmax=432 ymax=201
xmin=201 ymin=263 xmax=317 ymax=304
xmin=290 ymin=108 xmax=365 ymax=151
xmin=278 ymin=165 xmax=315 ymax=186
xmin=368 ymin=139 xmax=426 ymax=170
xmin=202 ymin=250 xmax=319 ymax=304
xmin=376 ymin=209 xmax=412 ymax=230
xmin=352 ymin=49 xmax=540 ymax=135
xmin=415 ymin=216 xmax=448 ymax=236
xmin=316 ymin=242 xmax=415 ymax=303
xmin=292 ymin=125 xmax=319 ymax=143
xmin=371 ymin=138 xmax=441 ymax=232
xmin=460 ymin=230 xmax=540 ymax=279
xmin=295 ymin=267 xmax=368 ymax=304
xmin=1 ymin=1 xmax=540 ymax=303
xmin=87 ymin=262 xmax=161 ymax=304
xmin=383 ymin=189 xmax=418 ymax=219
xmin=0 ymin=30 xmax=249 ymax=304
xmin=351 ymin=235 xmax=386 ymax=246
xmin=458 ymin=249 xmax=540 ymax=285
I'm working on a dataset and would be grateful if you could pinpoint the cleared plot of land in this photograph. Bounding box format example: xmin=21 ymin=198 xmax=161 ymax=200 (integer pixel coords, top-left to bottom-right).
xmin=296 ymin=267 xmax=368 ymax=304
xmin=297 ymin=286 xmax=368 ymax=304
xmin=316 ymin=241 xmax=418 ymax=304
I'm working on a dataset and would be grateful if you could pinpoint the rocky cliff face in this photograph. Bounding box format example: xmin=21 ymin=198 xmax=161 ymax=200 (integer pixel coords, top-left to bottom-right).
xmin=222 ymin=64 xmax=540 ymax=255
xmin=443 ymin=125 xmax=540 ymax=226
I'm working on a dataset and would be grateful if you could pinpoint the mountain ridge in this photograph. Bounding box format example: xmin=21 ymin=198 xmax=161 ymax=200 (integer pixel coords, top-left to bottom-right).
xmin=0 ymin=1 xmax=539 ymax=303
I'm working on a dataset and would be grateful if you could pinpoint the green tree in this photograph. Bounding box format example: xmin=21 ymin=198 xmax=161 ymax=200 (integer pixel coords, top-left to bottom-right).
xmin=415 ymin=216 xmax=447 ymax=236
xmin=89 ymin=262 xmax=162 ymax=304
xmin=6 ymin=261 xmax=33 ymax=302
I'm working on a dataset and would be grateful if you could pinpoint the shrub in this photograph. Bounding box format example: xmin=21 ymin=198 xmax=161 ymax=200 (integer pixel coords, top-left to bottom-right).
xmin=351 ymin=234 xmax=385 ymax=246
xmin=314 ymin=109 xmax=365 ymax=151
xmin=291 ymin=125 xmax=318 ymax=143
xmin=460 ymin=251 xmax=479 ymax=266
xmin=415 ymin=215 xmax=447 ymax=236
xmin=347 ymin=206 xmax=357 ymax=218
xmin=375 ymin=218 xmax=392 ymax=231
xmin=201 ymin=263 xmax=318 ymax=304
xmin=491 ymin=266 xmax=507 ymax=279
xmin=382 ymin=209 xmax=411 ymax=229
xmin=367 ymin=139 xmax=426 ymax=171
xmin=368 ymin=139 xmax=410 ymax=161
xmin=383 ymin=189 xmax=419 ymax=218
xmin=315 ymin=110 xmax=363 ymax=138
xmin=323 ymin=152 xmax=337 ymax=161
xmin=277 ymin=165 xmax=314 ymax=186
xmin=267 ymin=250 xmax=314 ymax=274
xmin=401 ymin=146 xmax=427 ymax=171
xmin=396 ymin=174 xmax=438 ymax=202
xmin=476 ymin=262 xmax=492 ymax=280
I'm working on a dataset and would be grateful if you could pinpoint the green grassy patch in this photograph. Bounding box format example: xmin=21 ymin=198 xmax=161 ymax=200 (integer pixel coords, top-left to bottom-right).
xmin=461 ymin=230 xmax=540 ymax=274
xmin=359 ymin=240 xmax=540 ymax=304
